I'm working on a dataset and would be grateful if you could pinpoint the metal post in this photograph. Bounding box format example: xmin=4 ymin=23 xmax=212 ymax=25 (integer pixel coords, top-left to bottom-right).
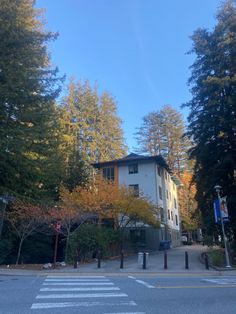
xmin=215 ymin=186 xmax=231 ymax=268
xmin=143 ymin=252 xmax=146 ymax=269
xmin=53 ymin=231 xmax=59 ymax=269
xmin=185 ymin=251 xmax=189 ymax=269
xmin=164 ymin=251 xmax=167 ymax=269
xmin=120 ymin=251 xmax=124 ymax=269
xmin=205 ymin=253 xmax=209 ymax=270
xmin=97 ymin=250 xmax=101 ymax=268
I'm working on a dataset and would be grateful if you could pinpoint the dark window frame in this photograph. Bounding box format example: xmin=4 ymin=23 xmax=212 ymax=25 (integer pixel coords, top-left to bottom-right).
xmin=102 ymin=167 xmax=115 ymax=181
xmin=128 ymin=163 xmax=138 ymax=174
xmin=129 ymin=184 xmax=139 ymax=197
xmin=159 ymin=186 xmax=163 ymax=200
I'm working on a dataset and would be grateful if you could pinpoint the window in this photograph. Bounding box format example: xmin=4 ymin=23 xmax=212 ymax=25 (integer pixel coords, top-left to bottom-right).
xmin=129 ymin=184 xmax=139 ymax=197
xmin=157 ymin=167 xmax=161 ymax=176
xmin=159 ymin=186 xmax=163 ymax=200
xmin=102 ymin=167 xmax=114 ymax=181
xmin=165 ymin=171 xmax=167 ymax=180
xmin=160 ymin=207 xmax=164 ymax=221
xmin=169 ymin=191 xmax=171 ymax=201
xmin=171 ymin=211 xmax=173 ymax=221
xmin=174 ymin=198 xmax=177 ymax=209
xmin=168 ymin=209 xmax=170 ymax=220
xmin=175 ymin=214 xmax=178 ymax=226
xmin=166 ymin=190 xmax=169 ymax=199
xmin=128 ymin=163 xmax=138 ymax=174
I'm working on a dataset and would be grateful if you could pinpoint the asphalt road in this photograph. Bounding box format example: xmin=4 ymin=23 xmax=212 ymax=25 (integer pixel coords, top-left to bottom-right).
xmin=1 ymin=274 xmax=236 ymax=314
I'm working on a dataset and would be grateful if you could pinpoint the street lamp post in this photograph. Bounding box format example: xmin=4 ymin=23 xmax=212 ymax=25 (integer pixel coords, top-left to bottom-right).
xmin=214 ymin=185 xmax=231 ymax=268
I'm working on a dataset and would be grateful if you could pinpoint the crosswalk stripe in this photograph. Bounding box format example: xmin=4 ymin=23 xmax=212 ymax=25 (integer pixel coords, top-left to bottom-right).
xmin=47 ymin=275 xmax=106 ymax=279
xmin=43 ymin=282 xmax=114 ymax=286
xmin=31 ymin=300 xmax=137 ymax=309
xmin=202 ymin=279 xmax=236 ymax=285
xmin=103 ymin=312 xmax=146 ymax=314
xmin=40 ymin=287 xmax=120 ymax=292
xmin=45 ymin=278 xmax=110 ymax=282
xmin=36 ymin=292 xmax=128 ymax=299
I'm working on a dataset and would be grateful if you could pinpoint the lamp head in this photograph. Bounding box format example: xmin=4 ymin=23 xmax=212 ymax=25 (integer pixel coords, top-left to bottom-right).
xmin=214 ymin=185 xmax=221 ymax=193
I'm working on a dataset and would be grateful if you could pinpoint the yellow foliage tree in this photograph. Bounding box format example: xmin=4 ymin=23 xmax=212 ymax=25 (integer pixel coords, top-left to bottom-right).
xmin=178 ymin=171 xmax=200 ymax=231
xmin=59 ymin=174 xmax=160 ymax=252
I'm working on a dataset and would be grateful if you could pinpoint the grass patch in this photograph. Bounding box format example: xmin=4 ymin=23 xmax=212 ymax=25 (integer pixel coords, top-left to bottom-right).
xmin=207 ymin=248 xmax=226 ymax=267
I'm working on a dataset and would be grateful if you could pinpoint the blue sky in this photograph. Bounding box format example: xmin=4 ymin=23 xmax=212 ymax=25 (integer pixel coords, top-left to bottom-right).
xmin=36 ymin=0 xmax=223 ymax=151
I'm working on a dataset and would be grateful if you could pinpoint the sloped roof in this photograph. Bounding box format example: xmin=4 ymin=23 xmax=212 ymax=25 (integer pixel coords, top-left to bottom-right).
xmin=92 ymin=153 xmax=171 ymax=172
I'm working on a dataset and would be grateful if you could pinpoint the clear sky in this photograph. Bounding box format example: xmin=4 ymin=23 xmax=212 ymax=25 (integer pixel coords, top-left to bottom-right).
xmin=36 ymin=0 xmax=223 ymax=151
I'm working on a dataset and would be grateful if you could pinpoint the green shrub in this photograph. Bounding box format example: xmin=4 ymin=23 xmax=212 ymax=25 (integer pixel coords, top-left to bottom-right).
xmin=68 ymin=224 xmax=120 ymax=262
xmin=208 ymin=248 xmax=226 ymax=267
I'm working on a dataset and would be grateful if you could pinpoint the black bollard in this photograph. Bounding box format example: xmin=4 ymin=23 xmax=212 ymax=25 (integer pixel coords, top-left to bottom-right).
xmin=185 ymin=251 xmax=189 ymax=269
xmin=164 ymin=250 xmax=168 ymax=269
xmin=97 ymin=250 xmax=101 ymax=268
xmin=205 ymin=253 xmax=209 ymax=270
xmin=143 ymin=252 xmax=146 ymax=269
xmin=120 ymin=251 xmax=124 ymax=269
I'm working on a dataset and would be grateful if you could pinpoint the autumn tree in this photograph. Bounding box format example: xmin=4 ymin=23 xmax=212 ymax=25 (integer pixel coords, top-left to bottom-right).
xmin=185 ymin=0 xmax=236 ymax=242
xmin=178 ymin=171 xmax=200 ymax=232
xmin=135 ymin=105 xmax=190 ymax=174
xmin=0 ymin=0 xmax=63 ymax=200
xmin=51 ymin=187 xmax=91 ymax=261
xmin=6 ymin=200 xmax=45 ymax=264
xmin=60 ymin=174 xmax=160 ymax=254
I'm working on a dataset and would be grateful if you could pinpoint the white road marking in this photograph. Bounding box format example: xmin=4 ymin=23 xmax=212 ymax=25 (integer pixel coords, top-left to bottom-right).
xmin=40 ymin=287 xmax=120 ymax=292
xmin=45 ymin=278 xmax=110 ymax=282
xmin=47 ymin=275 xmax=106 ymax=278
xmin=128 ymin=276 xmax=136 ymax=279
xmin=43 ymin=282 xmax=114 ymax=286
xmin=135 ymin=280 xmax=155 ymax=289
xmin=202 ymin=278 xmax=236 ymax=285
xmin=36 ymin=292 xmax=128 ymax=299
xmin=31 ymin=300 xmax=137 ymax=309
xmin=103 ymin=312 xmax=146 ymax=314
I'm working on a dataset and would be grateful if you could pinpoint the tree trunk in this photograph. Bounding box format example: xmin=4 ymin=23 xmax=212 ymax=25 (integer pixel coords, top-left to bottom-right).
xmin=65 ymin=232 xmax=70 ymax=262
xmin=16 ymin=238 xmax=24 ymax=265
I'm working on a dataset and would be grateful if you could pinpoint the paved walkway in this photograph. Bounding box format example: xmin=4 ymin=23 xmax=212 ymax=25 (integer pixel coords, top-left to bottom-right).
xmin=1 ymin=245 xmax=236 ymax=276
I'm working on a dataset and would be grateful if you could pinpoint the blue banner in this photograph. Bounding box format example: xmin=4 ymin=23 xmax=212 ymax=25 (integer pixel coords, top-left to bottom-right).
xmin=213 ymin=198 xmax=229 ymax=223
xmin=213 ymin=199 xmax=221 ymax=223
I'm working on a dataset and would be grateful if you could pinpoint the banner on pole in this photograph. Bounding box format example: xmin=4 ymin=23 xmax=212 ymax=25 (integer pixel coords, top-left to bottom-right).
xmin=220 ymin=196 xmax=229 ymax=221
xmin=213 ymin=199 xmax=221 ymax=223
xmin=213 ymin=197 xmax=229 ymax=223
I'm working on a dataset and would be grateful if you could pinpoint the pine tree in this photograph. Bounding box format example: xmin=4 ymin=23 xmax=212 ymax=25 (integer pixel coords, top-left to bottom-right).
xmin=185 ymin=1 xmax=236 ymax=242
xmin=61 ymin=80 xmax=126 ymax=165
xmin=135 ymin=105 xmax=189 ymax=174
xmin=97 ymin=92 xmax=127 ymax=161
xmin=0 ymin=0 xmax=63 ymax=200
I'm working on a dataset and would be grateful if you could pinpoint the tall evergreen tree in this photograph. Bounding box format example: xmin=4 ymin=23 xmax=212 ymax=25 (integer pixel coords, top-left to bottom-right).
xmin=97 ymin=92 xmax=127 ymax=161
xmin=185 ymin=1 xmax=236 ymax=242
xmin=61 ymin=80 xmax=126 ymax=165
xmin=135 ymin=105 xmax=189 ymax=174
xmin=0 ymin=0 xmax=63 ymax=200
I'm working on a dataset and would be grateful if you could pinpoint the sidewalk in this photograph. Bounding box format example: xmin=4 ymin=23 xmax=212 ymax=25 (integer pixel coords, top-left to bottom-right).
xmin=1 ymin=245 xmax=236 ymax=276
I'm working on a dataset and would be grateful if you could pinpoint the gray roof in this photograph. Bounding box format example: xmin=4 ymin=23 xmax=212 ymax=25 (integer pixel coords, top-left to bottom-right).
xmin=92 ymin=153 xmax=171 ymax=172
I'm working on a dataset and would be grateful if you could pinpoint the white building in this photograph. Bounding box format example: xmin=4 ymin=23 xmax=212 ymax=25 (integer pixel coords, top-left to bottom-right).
xmin=93 ymin=153 xmax=181 ymax=249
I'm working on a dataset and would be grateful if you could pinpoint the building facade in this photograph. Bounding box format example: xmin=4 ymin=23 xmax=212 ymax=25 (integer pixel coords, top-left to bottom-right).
xmin=92 ymin=153 xmax=181 ymax=250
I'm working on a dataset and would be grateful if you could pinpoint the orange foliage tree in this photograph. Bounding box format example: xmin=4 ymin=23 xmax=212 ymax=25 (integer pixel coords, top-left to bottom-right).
xmin=6 ymin=200 xmax=45 ymax=265
xmin=59 ymin=174 xmax=160 ymax=252
xmin=178 ymin=171 xmax=200 ymax=232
